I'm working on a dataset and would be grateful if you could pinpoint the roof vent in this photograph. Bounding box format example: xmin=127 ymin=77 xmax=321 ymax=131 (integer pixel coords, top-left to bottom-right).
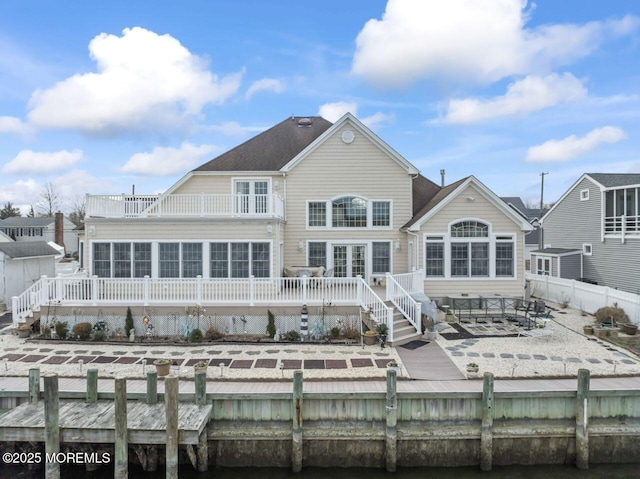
xmin=298 ymin=118 xmax=312 ymax=127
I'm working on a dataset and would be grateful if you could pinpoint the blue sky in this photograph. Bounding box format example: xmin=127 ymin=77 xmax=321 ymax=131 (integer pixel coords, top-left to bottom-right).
xmin=1 ymin=0 xmax=639 ymax=214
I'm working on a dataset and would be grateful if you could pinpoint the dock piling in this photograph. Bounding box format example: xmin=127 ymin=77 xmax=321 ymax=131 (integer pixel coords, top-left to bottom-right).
xmin=29 ymin=368 xmax=40 ymax=404
xmin=114 ymin=377 xmax=128 ymax=479
xmin=292 ymin=370 xmax=303 ymax=472
xmin=480 ymin=372 xmax=495 ymax=471
xmin=146 ymin=370 xmax=157 ymax=405
xmin=195 ymin=370 xmax=206 ymax=406
xmin=44 ymin=374 xmax=60 ymax=479
xmin=165 ymin=375 xmax=179 ymax=479
xmin=385 ymin=367 xmax=398 ymax=472
xmin=576 ymin=368 xmax=590 ymax=469
xmin=86 ymin=368 xmax=98 ymax=404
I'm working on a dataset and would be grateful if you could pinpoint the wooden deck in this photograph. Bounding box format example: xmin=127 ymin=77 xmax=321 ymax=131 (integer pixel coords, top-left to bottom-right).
xmin=0 ymin=399 xmax=212 ymax=445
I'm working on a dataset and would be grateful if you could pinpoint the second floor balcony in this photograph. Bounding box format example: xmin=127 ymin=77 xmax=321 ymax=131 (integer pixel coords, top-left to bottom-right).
xmin=86 ymin=193 xmax=284 ymax=219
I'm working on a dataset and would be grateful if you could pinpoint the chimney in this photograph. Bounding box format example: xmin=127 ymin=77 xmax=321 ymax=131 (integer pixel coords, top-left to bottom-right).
xmin=440 ymin=169 xmax=446 ymax=187
xmin=55 ymin=211 xmax=65 ymax=251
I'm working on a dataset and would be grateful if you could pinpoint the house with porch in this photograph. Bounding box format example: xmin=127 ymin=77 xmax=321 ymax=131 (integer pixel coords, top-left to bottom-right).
xmin=534 ymin=173 xmax=640 ymax=294
xmin=14 ymin=114 xmax=532 ymax=343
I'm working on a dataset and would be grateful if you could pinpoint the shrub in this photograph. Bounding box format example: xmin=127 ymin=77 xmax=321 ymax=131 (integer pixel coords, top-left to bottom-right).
xmin=375 ymin=323 xmax=389 ymax=336
xmin=341 ymin=316 xmax=360 ymax=341
xmin=205 ymin=325 xmax=225 ymax=340
xmin=189 ymin=328 xmax=203 ymax=343
xmin=283 ymin=330 xmax=300 ymax=342
xmin=125 ymin=307 xmax=134 ymax=335
xmin=72 ymin=322 xmax=92 ymax=340
xmin=92 ymin=331 xmax=106 ymax=342
xmin=54 ymin=321 xmax=69 ymax=339
xmin=266 ymin=310 xmax=276 ymax=338
xmin=330 ymin=326 xmax=341 ymax=338
xmin=594 ymin=305 xmax=629 ymax=324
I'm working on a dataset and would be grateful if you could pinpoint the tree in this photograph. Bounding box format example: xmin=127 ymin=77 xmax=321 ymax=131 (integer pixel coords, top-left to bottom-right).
xmin=0 ymin=202 xmax=21 ymax=219
xmin=36 ymin=181 xmax=61 ymax=217
xmin=68 ymin=195 xmax=86 ymax=226
xmin=27 ymin=205 xmax=35 ymax=218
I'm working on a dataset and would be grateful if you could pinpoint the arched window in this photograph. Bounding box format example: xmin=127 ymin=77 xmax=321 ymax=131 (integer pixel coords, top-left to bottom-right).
xmin=332 ymin=196 xmax=367 ymax=228
xmin=450 ymin=221 xmax=488 ymax=237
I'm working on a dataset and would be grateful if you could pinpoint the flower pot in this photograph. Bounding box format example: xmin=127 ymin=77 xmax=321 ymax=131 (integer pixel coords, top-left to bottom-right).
xmin=363 ymin=333 xmax=377 ymax=346
xmin=620 ymin=323 xmax=638 ymax=336
xmin=583 ymin=325 xmax=594 ymax=335
xmin=153 ymin=360 xmax=171 ymax=376
xmin=17 ymin=327 xmax=31 ymax=339
xmin=594 ymin=327 xmax=608 ymax=339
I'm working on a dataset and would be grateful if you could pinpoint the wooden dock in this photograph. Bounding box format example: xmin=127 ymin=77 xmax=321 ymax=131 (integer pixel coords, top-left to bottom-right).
xmin=0 ymin=399 xmax=211 ymax=445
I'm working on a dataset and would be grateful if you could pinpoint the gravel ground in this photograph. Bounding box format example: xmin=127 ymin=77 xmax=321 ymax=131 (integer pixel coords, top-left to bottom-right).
xmin=435 ymin=301 xmax=640 ymax=378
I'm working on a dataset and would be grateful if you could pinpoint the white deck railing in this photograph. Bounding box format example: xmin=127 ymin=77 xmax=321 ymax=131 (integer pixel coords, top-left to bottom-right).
xmin=386 ymin=273 xmax=421 ymax=335
xmin=604 ymin=215 xmax=640 ymax=236
xmin=86 ymin=194 xmax=284 ymax=219
xmin=358 ymin=280 xmax=395 ymax=339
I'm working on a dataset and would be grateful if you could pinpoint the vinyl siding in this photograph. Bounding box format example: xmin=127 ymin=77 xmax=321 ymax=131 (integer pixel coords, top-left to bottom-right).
xmin=543 ymin=176 xmax=640 ymax=293
xmin=418 ymin=184 xmax=526 ymax=298
xmin=172 ymin=174 xmax=282 ymax=195
xmin=283 ymin=122 xmax=413 ymax=276
xmin=560 ymin=254 xmax=581 ymax=279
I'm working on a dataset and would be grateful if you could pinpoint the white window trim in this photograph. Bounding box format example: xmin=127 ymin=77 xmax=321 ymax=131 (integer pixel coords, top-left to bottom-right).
xmin=582 ymin=243 xmax=593 ymax=256
xmin=305 ymin=196 xmax=393 ymax=230
xmin=580 ymin=189 xmax=589 ymax=201
xmin=422 ymin=219 xmax=517 ymax=281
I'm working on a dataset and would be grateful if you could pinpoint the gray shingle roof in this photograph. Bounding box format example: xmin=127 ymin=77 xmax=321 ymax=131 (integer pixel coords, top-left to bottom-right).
xmin=532 ymin=248 xmax=581 ymax=255
xmin=588 ymin=173 xmax=640 ymax=188
xmin=403 ymin=177 xmax=469 ymax=229
xmin=194 ymin=116 xmax=333 ymax=172
xmin=0 ymin=241 xmax=59 ymax=259
xmin=0 ymin=217 xmax=54 ymax=227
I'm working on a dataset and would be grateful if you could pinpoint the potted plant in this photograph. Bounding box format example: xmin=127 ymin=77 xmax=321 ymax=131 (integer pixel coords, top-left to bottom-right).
xmin=583 ymin=324 xmax=594 ymax=335
xmin=620 ymin=322 xmax=638 ymax=336
xmin=153 ymin=359 xmax=171 ymax=377
xmin=363 ymin=329 xmax=377 ymax=346
xmin=17 ymin=324 xmax=31 ymax=339
xmin=466 ymin=362 xmax=479 ymax=373
xmin=193 ymin=360 xmax=209 ymax=372
xmin=387 ymin=360 xmax=400 ymax=375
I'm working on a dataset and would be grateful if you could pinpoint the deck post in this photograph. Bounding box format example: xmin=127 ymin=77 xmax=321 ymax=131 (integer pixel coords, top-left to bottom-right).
xmin=114 ymin=376 xmax=128 ymax=479
xmin=292 ymin=370 xmax=303 ymax=472
xmin=576 ymin=368 xmax=590 ymax=469
xmin=165 ymin=375 xmax=179 ymax=479
xmin=29 ymin=368 xmax=40 ymax=403
xmin=86 ymin=368 xmax=98 ymax=404
xmin=480 ymin=372 xmax=495 ymax=471
xmin=385 ymin=367 xmax=398 ymax=472
xmin=195 ymin=370 xmax=207 ymax=406
xmin=44 ymin=374 xmax=60 ymax=479
xmin=146 ymin=370 xmax=158 ymax=405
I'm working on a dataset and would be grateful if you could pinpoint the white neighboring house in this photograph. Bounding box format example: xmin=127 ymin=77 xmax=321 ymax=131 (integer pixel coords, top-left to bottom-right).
xmin=0 ymin=241 xmax=59 ymax=311
xmin=0 ymin=213 xmax=78 ymax=254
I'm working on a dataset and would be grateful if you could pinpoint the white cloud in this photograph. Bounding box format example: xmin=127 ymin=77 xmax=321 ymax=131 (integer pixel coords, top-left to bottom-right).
xmin=318 ymin=102 xmax=358 ymax=122
xmin=525 ymin=126 xmax=627 ymax=162
xmin=121 ymin=142 xmax=219 ymax=176
xmin=0 ymin=178 xmax=39 ymax=205
xmin=2 ymin=149 xmax=84 ymax=174
xmin=0 ymin=116 xmax=31 ymax=136
xmin=362 ymin=112 xmax=395 ymax=129
xmin=444 ymin=73 xmax=587 ymax=124
xmin=27 ymin=27 xmax=243 ymax=134
xmin=352 ymin=0 xmax=639 ymax=87
xmin=245 ymin=78 xmax=285 ymax=100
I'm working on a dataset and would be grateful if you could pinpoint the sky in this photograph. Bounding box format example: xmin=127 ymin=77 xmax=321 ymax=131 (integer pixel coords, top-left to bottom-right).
xmin=1 ymin=0 xmax=640 ymax=215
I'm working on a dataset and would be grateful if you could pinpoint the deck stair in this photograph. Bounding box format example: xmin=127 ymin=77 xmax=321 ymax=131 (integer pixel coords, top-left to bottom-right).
xmin=387 ymin=305 xmax=423 ymax=347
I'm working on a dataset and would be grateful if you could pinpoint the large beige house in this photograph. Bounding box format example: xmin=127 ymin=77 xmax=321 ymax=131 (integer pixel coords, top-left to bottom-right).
xmin=16 ymin=114 xmax=532 ymax=342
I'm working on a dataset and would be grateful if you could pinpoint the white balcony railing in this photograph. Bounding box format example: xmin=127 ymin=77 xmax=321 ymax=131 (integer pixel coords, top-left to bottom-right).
xmin=86 ymin=194 xmax=284 ymax=219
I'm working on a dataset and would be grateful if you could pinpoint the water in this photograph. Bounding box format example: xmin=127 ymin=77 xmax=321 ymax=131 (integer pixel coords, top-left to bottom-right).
xmin=2 ymin=464 xmax=639 ymax=479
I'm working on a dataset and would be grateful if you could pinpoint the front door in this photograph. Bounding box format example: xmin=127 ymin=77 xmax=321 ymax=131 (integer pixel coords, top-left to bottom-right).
xmin=333 ymin=244 xmax=366 ymax=278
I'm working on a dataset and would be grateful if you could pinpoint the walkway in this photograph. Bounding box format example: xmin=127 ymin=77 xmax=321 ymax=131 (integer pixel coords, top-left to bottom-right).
xmin=395 ymin=339 xmax=465 ymax=380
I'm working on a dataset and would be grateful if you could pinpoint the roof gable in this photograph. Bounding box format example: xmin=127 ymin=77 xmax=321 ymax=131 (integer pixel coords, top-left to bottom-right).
xmin=587 ymin=173 xmax=640 ymax=188
xmin=280 ymin=113 xmax=420 ymax=175
xmin=404 ymin=176 xmax=533 ymax=232
xmin=541 ymin=173 xmax=603 ymax=222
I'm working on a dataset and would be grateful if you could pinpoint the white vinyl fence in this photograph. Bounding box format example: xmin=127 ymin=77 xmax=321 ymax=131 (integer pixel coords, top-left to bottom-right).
xmin=526 ymin=273 xmax=640 ymax=325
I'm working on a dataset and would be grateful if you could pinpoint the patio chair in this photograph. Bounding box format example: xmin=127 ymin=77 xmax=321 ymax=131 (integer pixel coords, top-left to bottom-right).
xmin=507 ymin=300 xmax=534 ymax=328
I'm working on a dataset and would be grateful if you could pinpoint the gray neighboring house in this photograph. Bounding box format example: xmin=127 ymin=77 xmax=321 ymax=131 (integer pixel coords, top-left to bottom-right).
xmin=0 ymin=241 xmax=59 ymax=309
xmin=0 ymin=213 xmax=78 ymax=254
xmin=501 ymin=197 xmax=546 ymax=271
xmin=535 ymin=173 xmax=640 ymax=294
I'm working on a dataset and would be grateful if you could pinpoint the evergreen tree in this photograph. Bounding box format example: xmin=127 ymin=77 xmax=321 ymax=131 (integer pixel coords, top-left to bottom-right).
xmin=0 ymin=201 xmax=21 ymax=219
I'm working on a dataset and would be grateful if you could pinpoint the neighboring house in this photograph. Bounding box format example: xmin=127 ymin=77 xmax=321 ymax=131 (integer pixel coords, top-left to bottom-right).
xmin=535 ymin=173 xmax=640 ymax=294
xmin=0 ymin=213 xmax=78 ymax=254
xmin=501 ymin=197 xmax=546 ymax=271
xmin=0 ymin=231 xmax=12 ymax=243
xmin=82 ymin=113 xmax=532 ymax=305
xmin=0 ymin=242 xmax=59 ymax=309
